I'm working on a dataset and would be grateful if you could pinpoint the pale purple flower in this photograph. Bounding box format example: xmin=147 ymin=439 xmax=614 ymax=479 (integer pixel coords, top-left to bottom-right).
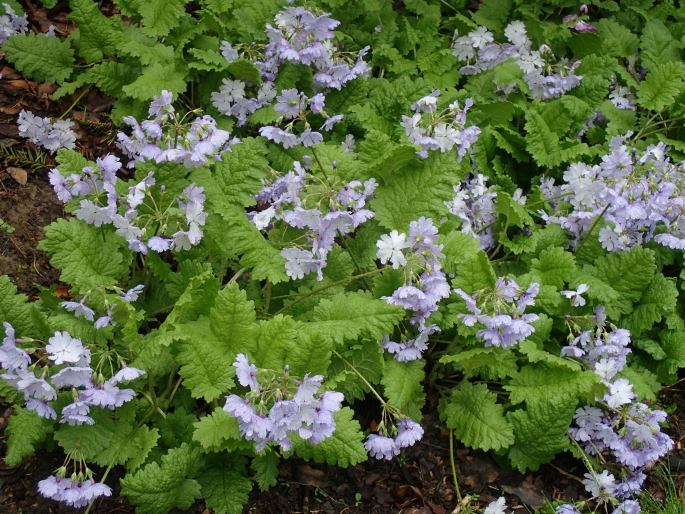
xmin=234 ymin=353 xmax=260 ymax=391
xmin=0 ymin=322 xmax=30 ymax=371
xmin=364 ymin=434 xmax=399 ymax=460
xmin=121 ymin=284 xmax=144 ymax=302
xmin=60 ymin=300 xmax=95 ymax=321
xmin=0 ymin=3 xmax=28 ymax=43
xmin=60 ymin=400 xmax=94 ymax=425
xmin=109 ymin=366 xmax=145 ymax=385
xmin=220 ymin=41 xmax=239 ymax=63
xmin=395 ymin=419 xmax=424 ymax=448
xmin=38 ymin=476 xmax=111 ymax=508
xmin=51 ymin=366 xmax=93 ymax=389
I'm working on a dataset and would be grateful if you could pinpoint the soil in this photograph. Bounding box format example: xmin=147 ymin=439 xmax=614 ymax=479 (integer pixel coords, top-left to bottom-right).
xmin=0 ymin=3 xmax=684 ymax=514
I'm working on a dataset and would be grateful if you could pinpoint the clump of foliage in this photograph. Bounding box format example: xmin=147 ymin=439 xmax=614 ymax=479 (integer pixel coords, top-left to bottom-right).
xmin=2 ymin=1 xmax=685 ymax=513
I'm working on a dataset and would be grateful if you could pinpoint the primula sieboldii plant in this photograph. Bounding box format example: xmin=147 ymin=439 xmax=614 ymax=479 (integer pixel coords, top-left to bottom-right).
xmin=2 ymin=0 xmax=685 ymax=512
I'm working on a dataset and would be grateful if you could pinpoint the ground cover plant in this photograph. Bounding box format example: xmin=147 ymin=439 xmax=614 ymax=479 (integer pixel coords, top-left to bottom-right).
xmin=1 ymin=0 xmax=685 ymax=512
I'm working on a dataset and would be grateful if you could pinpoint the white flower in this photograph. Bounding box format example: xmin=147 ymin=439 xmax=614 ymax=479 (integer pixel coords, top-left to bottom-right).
xmin=376 ymin=230 xmax=409 ymax=269
xmin=484 ymin=497 xmax=508 ymax=514
xmin=517 ymin=50 xmax=543 ymax=74
xmin=252 ymin=206 xmax=276 ymax=230
xmin=560 ymin=283 xmax=589 ymax=307
xmin=46 ymin=332 xmax=87 ymax=365
xmin=469 ymin=26 xmax=494 ymax=48
xmin=433 ymin=123 xmax=460 ymax=152
xmin=504 ymin=21 xmax=529 ymax=48
xmin=452 ymin=36 xmax=476 ymax=60
xmin=604 ymin=378 xmax=635 ymax=408
xmin=582 ymin=470 xmax=616 ymax=499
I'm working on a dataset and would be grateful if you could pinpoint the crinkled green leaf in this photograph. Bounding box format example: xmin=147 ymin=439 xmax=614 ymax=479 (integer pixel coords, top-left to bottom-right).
xmin=442 ymin=381 xmax=514 ymax=452
xmin=121 ymin=443 xmax=203 ymax=514
xmin=381 ymin=359 xmax=425 ymax=420
xmin=3 ymin=33 xmax=74 ymax=82
xmin=38 ymin=219 xmax=129 ymax=293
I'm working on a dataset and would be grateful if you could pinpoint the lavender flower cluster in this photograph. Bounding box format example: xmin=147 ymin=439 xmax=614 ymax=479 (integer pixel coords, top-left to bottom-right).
xmin=259 ymin=87 xmax=344 ymax=148
xmin=38 ymin=475 xmax=112 ymax=509
xmin=17 ymin=109 xmax=77 ymax=153
xmin=452 ymin=21 xmax=582 ymax=99
xmin=541 ymin=137 xmax=685 ymax=252
xmin=454 ymin=278 xmax=540 ymax=348
xmin=377 ymin=218 xmax=450 ymax=360
xmin=445 ymin=174 xmax=503 ymax=250
xmin=118 ymin=90 xmax=238 ymax=168
xmin=212 ymin=6 xmax=369 ymax=130
xmin=364 ymin=418 xmax=424 ymax=460
xmin=0 ymin=323 xmax=144 ymax=423
xmin=562 ymin=306 xmax=673 ymax=507
xmin=400 ymin=91 xmax=480 ymax=160
xmin=49 ymin=147 xmax=207 ymax=253
xmin=252 ymin=161 xmax=376 ymax=280
xmin=223 ymin=354 xmax=344 ymax=451
xmin=260 ymin=6 xmax=370 ymax=88
xmin=0 ymin=2 xmax=28 ymax=44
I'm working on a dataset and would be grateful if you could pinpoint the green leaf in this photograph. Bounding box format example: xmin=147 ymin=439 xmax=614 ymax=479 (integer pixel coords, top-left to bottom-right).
xmin=637 ymin=62 xmax=685 ymax=111
xmin=55 ymin=410 xmax=116 ymax=461
xmin=441 ymin=232 xmax=482 ymax=274
xmin=597 ymin=18 xmax=639 ymax=57
xmin=5 ymin=408 xmax=54 ymax=467
xmin=69 ymin=0 xmax=123 ymax=62
xmin=176 ymin=336 xmax=235 ymax=401
xmin=441 ymin=347 xmax=519 ymax=380
xmin=640 ymin=19 xmax=682 ymax=71
xmin=93 ymin=424 xmax=160 ymax=471
xmin=505 ymin=364 xmax=599 ymax=407
xmin=192 ymin=408 xmax=245 ymax=452
xmin=507 ymin=399 xmax=575 ymax=472
xmin=251 ymin=451 xmax=279 ymax=491
xmin=137 ymin=0 xmax=189 ymax=36
xmin=496 ymin=191 xmax=533 ymax=228
xmin=121 ymin=443 xmax=203 ymax=514
xmin=328 ymin=339 xmax=384 ymax=400
xmin=370 ymin=152 xmax=457 ymax=230
xmin=122 ymin=62 xmax=187 ymax=100
xmin=84 ymin=61 xmax=138 ymax=96
xmin=300 ymin=292 xmax=405 ymax=346
xmin=206 ymin=207 xmax=288 ymax=284
xmin=583 ymin=246 xmax=656 ymax=318
xmin=198 ymin=455 xmax=253 ymax=514
xmin=622 ymin=274 xmax=677 ymax=333
xmin=38 ymin=219 xmax=129 ymax=292
xmin=0 ymin=276 xmax=34 ymax=336
xmin=381 ymin=359 xmax=425 ymax=419
xmin=530 ymin=247 xmax=576 ymax=289
xmin=208 ymin=282 xmax=257 ymax=354
xmin=472 ymin=0 xmax=511 ymax=33
xmin=451 ymin=251 xmax=496 ymax=293
xmin=292 ymin=407 xmax=367 ymax=467
xmin=198 ymin=138 xmax=269 ymax=209
xmin=524 ymin=108 xmax=561 ymax=168
xmin=656 ymin=331 xmax=685 ymax=383
xmin=358 ymin=130 xmax=417 ymax=182
xmin=619 ymin=365 xmax=660 ymax=401
xmin=3 ymin=33 xmax=74 ymax=83
xmin=442 ymin=381 xmax=514 ymax=452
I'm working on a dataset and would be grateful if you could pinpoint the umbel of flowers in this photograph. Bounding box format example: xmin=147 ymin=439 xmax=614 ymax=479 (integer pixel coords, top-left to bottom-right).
xmin=541 ymin=137 xmax=685 ymax=252
xmin=224 ymin=354 xmax=344 ymax=450
xmin=0 ymin=323 xmax=144 ymax=507
xmin=555 ymin=302 xmax=672 ymax=513
xmin=251 ymin=160 xmax=377 ymax=281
